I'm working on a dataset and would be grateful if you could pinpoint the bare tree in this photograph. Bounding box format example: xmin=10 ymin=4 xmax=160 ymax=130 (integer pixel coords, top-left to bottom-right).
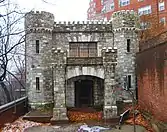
xmin=0 ymin=0 xmax=25 ymax=103
xmin=41 ymin=0 xmax=57 ymax=5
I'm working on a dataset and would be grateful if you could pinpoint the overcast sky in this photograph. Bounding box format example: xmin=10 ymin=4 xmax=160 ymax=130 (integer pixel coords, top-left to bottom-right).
xmin=16 ymin=0 xmax=90 ymax=21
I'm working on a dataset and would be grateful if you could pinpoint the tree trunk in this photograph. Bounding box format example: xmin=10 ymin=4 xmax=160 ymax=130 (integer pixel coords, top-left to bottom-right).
xmin=0 ymin=81 xmax=11 ymax=103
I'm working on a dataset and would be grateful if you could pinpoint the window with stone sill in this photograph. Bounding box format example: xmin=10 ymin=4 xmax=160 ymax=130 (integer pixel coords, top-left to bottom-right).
xmin=69 ymin=42 xmax=97 ymax=57
xmin=159 ymin=2 xmax=165 ymax=11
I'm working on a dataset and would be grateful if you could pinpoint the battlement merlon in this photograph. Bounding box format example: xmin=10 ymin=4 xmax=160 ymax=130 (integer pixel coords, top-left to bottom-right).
xmin=24 ymin=10 xmax=139 ymax=33
xmin=53 ymin=20 xmax=112 ymax=32
xmin=24 ymin=11 xmax=54 ymax=32
xmin=112 ymin=10 xmax=140 ymax=31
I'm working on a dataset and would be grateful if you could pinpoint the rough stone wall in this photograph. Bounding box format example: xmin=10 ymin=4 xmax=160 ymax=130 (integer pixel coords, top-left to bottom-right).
xmin=66 ymin=80 xmax=75 ymax=107
xmin=52 ymin=23 xmax=114 ymax=57
xmin=112 ymin=11 xmax=139 ymax=99
xmin=25 ymin=10 xmax=139 ymax=120
xmin=102 ymin=48 xmax=118 ymax=118
xmin=51 ymin=48 xmax=68 ymax=120
xmin=25 ymin=11 xmax=54 ymax=107
xmin=66 ymin=66 xmax=104 ymax=80
xmin=93 ymin=78 xmax=104 ymax=106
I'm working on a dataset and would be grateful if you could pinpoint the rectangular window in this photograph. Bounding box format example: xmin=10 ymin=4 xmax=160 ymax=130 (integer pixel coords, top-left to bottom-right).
xmin=119 ymin=0 xmax=130 ymax=7
xmin=102 ymin=5 xmax=106 ymax=12
xmin=36 ymin=40 xmax=39 ymax=53
xmin=127 ymin=75 xmax=132 ymax=89
xmin=36 ymin=77 xmax=40 ymax=90
xmin=159 ymin=2 xmax=165 ymax=11
xmin=140 ymin=22 xmax=150 ymax=29
xmin=69 ymin=42 xmax=97 ymax=57
xmin=88 ymin=43 xmax=97 ymax=57
xmin=80 ymin=43 xmax=89 ymax=57
xmin=69 ymin=43 xmax=79 ymax=57
xmin=160 ymin=17 xmax=166 ymax=25
xmin=138 ymin=5 xmax=152 ymax=16
xmin=127 ymin=39 xmax=130 ymax=52
xmin=101 ymin=0 xmax=104 ymax=5
xmin=110 ymin=2 xmax=114 ymax=11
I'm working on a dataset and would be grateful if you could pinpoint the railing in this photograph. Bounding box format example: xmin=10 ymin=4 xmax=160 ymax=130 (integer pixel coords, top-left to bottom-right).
xmin=0 ymin=96 xmax=28 ymax=128
xmin=67 ymin=57 xmax=103 ymax=66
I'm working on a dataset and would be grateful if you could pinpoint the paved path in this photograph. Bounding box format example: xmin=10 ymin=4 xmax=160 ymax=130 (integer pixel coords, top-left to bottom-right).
xmin=24 ymin=124 xmax=147 ymax=132
xmin=107 ymin=125 xmax=146 ymax=132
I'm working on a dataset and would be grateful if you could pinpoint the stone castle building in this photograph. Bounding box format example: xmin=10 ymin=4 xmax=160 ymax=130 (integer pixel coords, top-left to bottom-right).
xmin=25 ymin=10 xmax=139 ymax=120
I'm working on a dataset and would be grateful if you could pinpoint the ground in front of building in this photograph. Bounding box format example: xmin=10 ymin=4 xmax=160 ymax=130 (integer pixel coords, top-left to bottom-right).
xmin=24 ymin=124 xmax=147 ymax=132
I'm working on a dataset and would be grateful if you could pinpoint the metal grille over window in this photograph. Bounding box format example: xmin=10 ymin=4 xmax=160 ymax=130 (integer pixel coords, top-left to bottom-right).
xmin=80 ymin=43 xmax=88 ymax=57
xmin=69 ymin=42 xmax=97 ymax=57
xmin=69 ymin=43 xmax=79 ymax=57
xmin=89 ymin=43 xmax=97 ymax=57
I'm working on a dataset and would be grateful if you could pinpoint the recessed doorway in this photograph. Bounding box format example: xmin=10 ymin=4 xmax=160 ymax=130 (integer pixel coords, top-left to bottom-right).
xmin=75 ymin=80 xmax=93 ymax=108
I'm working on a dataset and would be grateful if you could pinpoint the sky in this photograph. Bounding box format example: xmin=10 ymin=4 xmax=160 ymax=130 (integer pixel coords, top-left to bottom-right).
xmin=16 ymin=0 xmax=90 ymax=21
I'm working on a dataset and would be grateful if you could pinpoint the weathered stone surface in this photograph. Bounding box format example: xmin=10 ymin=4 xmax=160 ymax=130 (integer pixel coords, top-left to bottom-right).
xmin=25 ymin=10 xmax=138 ymax=120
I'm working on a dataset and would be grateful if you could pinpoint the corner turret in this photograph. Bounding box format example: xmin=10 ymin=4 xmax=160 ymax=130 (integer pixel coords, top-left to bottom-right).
xmin=25 ymin=11 xmax=54 ymax=33
xmin=111 ymin=10 xmax=139 ymax=100
xmin=25 ymin=11 xmax=54 ymax=110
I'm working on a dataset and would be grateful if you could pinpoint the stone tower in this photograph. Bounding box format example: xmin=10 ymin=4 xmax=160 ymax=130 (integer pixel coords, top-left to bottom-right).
xmin=25 ymin=11 xmax=54 ymax=108
xmin=112 ymin=10 xmax=139 ymax=99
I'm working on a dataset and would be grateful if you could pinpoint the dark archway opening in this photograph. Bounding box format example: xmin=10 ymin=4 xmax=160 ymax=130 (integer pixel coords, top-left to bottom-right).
xmin=75 ymin=80 xmax=93 ymax=108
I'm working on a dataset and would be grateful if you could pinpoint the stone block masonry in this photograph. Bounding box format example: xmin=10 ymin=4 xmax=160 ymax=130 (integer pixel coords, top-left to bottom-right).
xmin=25 ymin=10 xmax=139 ymax=120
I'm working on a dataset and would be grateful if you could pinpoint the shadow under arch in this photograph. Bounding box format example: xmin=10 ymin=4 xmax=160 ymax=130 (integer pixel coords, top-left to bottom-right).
xmin=66 ymin=75 xmax=104 ymax=109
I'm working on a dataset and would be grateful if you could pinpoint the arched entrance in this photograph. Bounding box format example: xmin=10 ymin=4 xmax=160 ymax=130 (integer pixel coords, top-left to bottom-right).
xmin=75 ymin=79 xmax=93 ymax=107
xmin=66 ymin=75 xmax=104 ymax=108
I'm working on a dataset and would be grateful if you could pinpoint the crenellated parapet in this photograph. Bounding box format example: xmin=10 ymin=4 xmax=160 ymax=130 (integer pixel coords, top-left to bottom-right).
xmin=102 ymin=47 xmax=118 ymax=119
xmin=102 ymin=47 xmax=117 ymax=65
xmin=51 ymin=47 xmax=67 ymax=66
xmin=24 ymin=10 xmax=139 ymax=33
xmin=53 ymin=20 xmax=112 ymax=32
xmin=25 ymin=11 xmax=54 ymax=33
xmin=25 ymin=10 xmax=139 ymax=120
xmin=111 ymin=10 xmax=139 ymax=32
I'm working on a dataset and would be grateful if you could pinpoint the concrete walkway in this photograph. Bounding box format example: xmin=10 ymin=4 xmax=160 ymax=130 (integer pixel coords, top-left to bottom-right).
xmin=24 ymin=124 xmax=147 ymax=132
xmin=107 ymin=125 xmax=147 ymax=132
